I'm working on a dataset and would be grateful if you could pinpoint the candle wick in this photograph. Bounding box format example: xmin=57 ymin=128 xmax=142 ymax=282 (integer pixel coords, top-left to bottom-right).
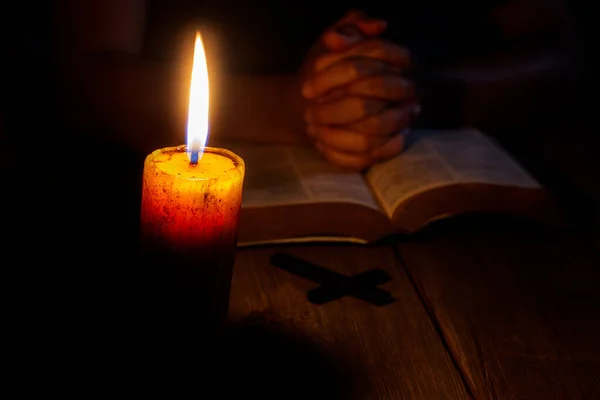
xmin=190 ymin=150 xmax=199 ymax=165
xmin=190 ymin=141 xmax=202 ymax=165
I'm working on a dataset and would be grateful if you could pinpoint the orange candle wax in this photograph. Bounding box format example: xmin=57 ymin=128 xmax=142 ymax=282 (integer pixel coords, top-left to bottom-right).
xmin=140 ymin=145 xmax=245 ymax=256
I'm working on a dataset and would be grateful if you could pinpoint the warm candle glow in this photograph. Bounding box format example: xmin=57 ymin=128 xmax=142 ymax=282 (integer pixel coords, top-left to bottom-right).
xmin=186 ymin=31 xmax=210 ymax=162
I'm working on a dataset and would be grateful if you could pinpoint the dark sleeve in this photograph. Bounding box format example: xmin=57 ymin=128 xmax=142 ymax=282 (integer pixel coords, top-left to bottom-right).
xmin=369 ymin=0 xmax=509 ymax=68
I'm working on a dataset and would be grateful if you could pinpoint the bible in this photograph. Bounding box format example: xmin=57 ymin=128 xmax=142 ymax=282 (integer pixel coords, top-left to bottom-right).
xmin=221 ymin=128 xmax=558 ymax=246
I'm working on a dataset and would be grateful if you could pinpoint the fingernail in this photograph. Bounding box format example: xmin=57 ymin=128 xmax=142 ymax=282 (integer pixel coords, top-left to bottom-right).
xmin=306 ymin=124 xmax=317 ymax=137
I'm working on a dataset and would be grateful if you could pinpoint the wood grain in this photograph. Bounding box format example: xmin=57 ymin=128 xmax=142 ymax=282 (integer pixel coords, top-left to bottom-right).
xmin=397 ymin=215 xmax=600 ymax=400
xmin=229 ymin=244 xmax=471 ymax=400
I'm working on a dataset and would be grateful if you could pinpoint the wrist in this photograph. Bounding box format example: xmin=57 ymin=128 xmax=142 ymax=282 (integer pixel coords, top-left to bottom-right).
xmin=279 ymin=74 xmax=312 ymax=145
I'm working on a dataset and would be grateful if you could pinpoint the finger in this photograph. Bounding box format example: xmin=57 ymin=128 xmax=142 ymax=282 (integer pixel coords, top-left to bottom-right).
xmin=370 ymin=131 xmax=407 ymax=161
xmin=322 ymin=24 xmax=364 ymax=51
xmin=312 ymin=125 xmax=385 ymax=154
xmin=348 ymin=104 xmax=417 ymax=135
xmin=303 ymin=58 xmax=387 ymax=99
xmin=315 ymin=141 xmax=372 ymax=172
xmin=321 ymin=10 xmax=365 ymax=50
xmin=314 ymin=38 xmax=411 ymax=73
xmin=322 ymin=10 xmax=386 ymax=51
xmin=327 ymin=74 xmax=416 ymax=102
xmin=315 ymin=130 xmax=407 ymax=170
xmin=305 ymin=97 xmax=387 ymax=125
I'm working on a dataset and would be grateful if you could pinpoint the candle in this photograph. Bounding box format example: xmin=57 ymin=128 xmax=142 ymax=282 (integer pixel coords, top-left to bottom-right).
xmin=139 ymin=31 xmax=245 ymax=333
xmin=141 ymin=146 xmax=244 ymax=257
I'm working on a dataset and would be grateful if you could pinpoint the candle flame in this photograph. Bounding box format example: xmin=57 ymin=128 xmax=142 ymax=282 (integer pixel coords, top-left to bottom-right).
xmin=186 ymin=31 xmax=209 ymax=162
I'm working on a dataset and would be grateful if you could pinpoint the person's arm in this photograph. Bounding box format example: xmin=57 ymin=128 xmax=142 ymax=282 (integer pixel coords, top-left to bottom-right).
xmin=53 ymin=0 xmax=306 ymax=155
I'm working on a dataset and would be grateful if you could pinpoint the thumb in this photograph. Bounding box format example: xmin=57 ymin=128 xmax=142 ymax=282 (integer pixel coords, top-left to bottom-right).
xmin=322 ymin=11 xmax=387 ymax=51
xmin=322 ymin=24 xmax=364 ymax=51
xmin=355 ymin=18 xmax=388 ymax=36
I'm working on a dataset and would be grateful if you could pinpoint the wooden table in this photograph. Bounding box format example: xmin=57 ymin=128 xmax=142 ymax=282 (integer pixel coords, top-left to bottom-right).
xmin=229 ymin=215 xmax=600 ymax=400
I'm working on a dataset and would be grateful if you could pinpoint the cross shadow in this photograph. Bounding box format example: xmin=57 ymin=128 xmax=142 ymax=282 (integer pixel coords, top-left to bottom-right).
xmin=271 ymin=252 xmax=395 ymax=306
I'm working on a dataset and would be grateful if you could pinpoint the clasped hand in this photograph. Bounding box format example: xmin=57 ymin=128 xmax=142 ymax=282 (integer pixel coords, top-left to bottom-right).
xmin=300 ymin=11 xmax=420 ymax=171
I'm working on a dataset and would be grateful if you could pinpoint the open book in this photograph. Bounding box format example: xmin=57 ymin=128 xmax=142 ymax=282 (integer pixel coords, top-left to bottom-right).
xmin=221 ymin=129 xmax=559 ymax=246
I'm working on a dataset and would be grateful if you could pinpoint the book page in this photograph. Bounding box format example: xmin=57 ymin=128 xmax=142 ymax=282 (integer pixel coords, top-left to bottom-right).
xmin=224 ymin=142 xmax=382 ymax=211
xmin=365 ymin=129 xmax=541 ymax=217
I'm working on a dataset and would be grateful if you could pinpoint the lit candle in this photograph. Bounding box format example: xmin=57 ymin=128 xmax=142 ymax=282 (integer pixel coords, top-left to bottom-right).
xmin=139 ymin=32 xmax=245 ymax=329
